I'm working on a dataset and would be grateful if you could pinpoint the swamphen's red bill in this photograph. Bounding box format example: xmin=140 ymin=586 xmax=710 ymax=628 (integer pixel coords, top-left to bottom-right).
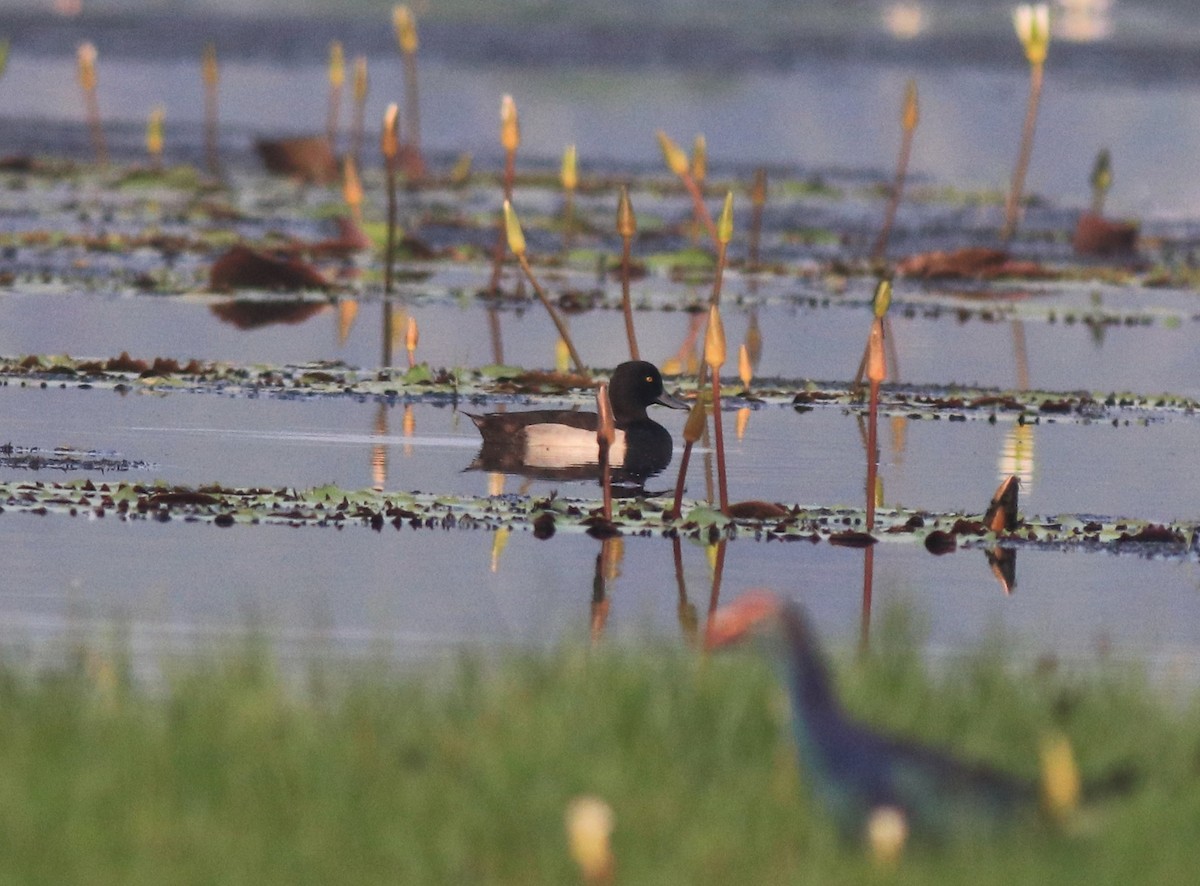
xmin=705 ymin=589 xmax=784 ymax=650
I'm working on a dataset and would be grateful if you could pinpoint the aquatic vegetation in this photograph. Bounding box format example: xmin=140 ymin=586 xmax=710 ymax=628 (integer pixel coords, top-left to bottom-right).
xmin=1003 ymin=3 xmax=1051 ymax=242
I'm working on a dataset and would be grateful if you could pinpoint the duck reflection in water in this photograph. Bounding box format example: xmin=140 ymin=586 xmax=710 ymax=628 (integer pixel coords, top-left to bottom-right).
xmin=468 ymin=361 xmax=687 ymax=488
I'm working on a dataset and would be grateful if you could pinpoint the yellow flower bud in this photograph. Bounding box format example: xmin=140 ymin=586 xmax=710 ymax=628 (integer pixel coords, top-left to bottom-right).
xmin=342 ymin=156 xmax=363 ymax=211
xmin=393 ymin=5 xmax=419 ymax=55
xmin=353 ymin=56 xmax=368 ymax=104
xmin=503 ymin=200 xmax=526 ymax=257
xmin=750 ymin=168 xmax=767 ymax=208
xmin=616 ymin=186 xmax=637 ymax=239
xmin=656 ymin=130 xmax=689 ymax=177
xmin=872 ymin=278 xmax=892 ymax=319
xmin=867 ymin=318 xmax=887 ymax=383
xmin=500 ymin=94 xmax=520 ymax=154
xmin=565 ymin=796 xmax=614 ymax=884
xmin=201 ymin=42 xmax=219 ymax=87
xmin=867 ymin=806 xmax=908 ymax=868
xmin=146 ymin=105 xmax=165 ymax=159
xmin=328 ymin=40 xmax=345 ymax=88
xmin=717 ymin=190 xmax=734 ymax=245
xmin=381 ymin=103 xmax=399 ymax=161
xmin=561 ymin=143 xmax=578 ymax=192
xmin=902 ymin=78 xmax=919 ymax=132
xmin=683 ymin=398 xmax=707 ymax=444
xmin=1040 ymin=732 xmax=1081 ymax=822
xmin=77 ymin=41 xmax=97 ymax=92
xmin=405 ymin=315 xmax=419 ymax=354
xmin=691 ymin=134 xmax=706 ymax=183
xmin=704 ymin=304 xmax=727 ymax=370
xmin=738 ymin=343 xmax=752 ymax=390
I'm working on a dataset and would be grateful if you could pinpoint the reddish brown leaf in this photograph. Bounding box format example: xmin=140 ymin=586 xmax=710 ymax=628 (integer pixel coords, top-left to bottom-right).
xmin=210 ymin=245 xmax=333 ymax=293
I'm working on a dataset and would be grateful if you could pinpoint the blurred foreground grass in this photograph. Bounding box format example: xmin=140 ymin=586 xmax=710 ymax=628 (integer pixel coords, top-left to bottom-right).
xmin=0 ymin=625 xmax=1197 ymax=885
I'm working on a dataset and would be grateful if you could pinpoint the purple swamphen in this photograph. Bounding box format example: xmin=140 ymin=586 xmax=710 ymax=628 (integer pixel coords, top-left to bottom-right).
xmin=706 ymin=591 xmax=1044 ymax=843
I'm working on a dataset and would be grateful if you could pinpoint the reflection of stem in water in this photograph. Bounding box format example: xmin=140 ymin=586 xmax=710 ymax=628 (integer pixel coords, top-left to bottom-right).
xmin=672 ymin=536 xmax=698 ymax=643
xmin=999 ymin=424 xmax=1035 ymax=495
xmin=487 ymin=307 xmax=504 ymax=365
xmin=402 ymin=404 xmax=415 ymax=457
xmin=860 ymin=545 xmax=875 ymax=654
xmin=371 ymin=402 xmax=389 ymax=491
xmin=591 ymin=538 xmax=620 ymax=644
xmin=1011 ymin=320 xmax=1030 ymax=390
xmin=706 ymin=540 xmax=727 ymax=617
xmin=381 ymin=302 xmax=394 ymax=367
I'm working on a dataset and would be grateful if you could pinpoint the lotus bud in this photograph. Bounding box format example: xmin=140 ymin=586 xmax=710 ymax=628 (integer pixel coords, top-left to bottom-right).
xmin=353 ymin=56 xmax=368 ymax=104
xmin=683 ymin=398 xmax=707 ymax=444
xmin=1040 ymin=732 xmax=1081 ymax=822
xmin=750 ymin=167 xmax=767 ymax=208
xmin=381 ymin=102 xmax=399 ymax=161
xmin=738 ymin=343 xmax=752 ymax=390
xmin=405 ymin=315 xmax=419 ymax=356
xmin=867 ymin=806 xmax=908 ymax=867
xmin=717 ymin=190 xmax=734 ymax=245
xmin=393 ymin=5 xmax=419 ymax=55
xmin=867 ymin=318 xmax=887 ymax=383
xmin=656 ymin=130 xmax=689 ymax=177
xmin=328 ymin=40 xmax=345 ymax=88
xmin=902 ymin=78 xmax=919 ymax=132
xmin=617 ymin=186 xmax=637 ymax=239
xmin=565 ymin=796 xmax=614 ymax=885
xmin=561 ymin=143 xmax=578 ymax=192
xmin=555 ymin=338 xmax=570 ymax=374
xmin=342 ymin=156 xmax=363 ymax=212
xmin=872 ymin=278 xmax=893 ymax=319
xmin=704 ymin=304 xmax=727 ymax=370
xmin=691 ymin=134 xmax=706 ymax=184
xmin=500 ymin=94 xmax=520 ymax=153
xmin=1014 ymin=3 xmax=1050 ymax=66
xmin=1090 ymin=148 xmax=1112 ymax=197
xmin=449 ymin=152 xmax=473 ymax=185
xmin=146 ymin=105 xmax=165 ymax=160
xmin=77 ymin=41 xmax=97 ymax=92
xmin=201 ymin=42 xmax=219 ymax=87
xmin=503 ymin=200 xmax=526 ymax=257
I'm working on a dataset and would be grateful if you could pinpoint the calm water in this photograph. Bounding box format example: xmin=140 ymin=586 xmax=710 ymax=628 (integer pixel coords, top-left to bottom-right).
xmin=2 ymin=1 xmax=1200 ymax=668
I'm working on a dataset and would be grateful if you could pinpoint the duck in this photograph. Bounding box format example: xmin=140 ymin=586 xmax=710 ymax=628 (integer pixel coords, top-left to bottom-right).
xmin=468 ymin=361 xmax=687 ymax=486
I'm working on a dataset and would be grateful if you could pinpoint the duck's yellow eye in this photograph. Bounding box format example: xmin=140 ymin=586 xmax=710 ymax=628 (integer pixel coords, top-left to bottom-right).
xmin=645 ymin=375 xmax=654 ymax=384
